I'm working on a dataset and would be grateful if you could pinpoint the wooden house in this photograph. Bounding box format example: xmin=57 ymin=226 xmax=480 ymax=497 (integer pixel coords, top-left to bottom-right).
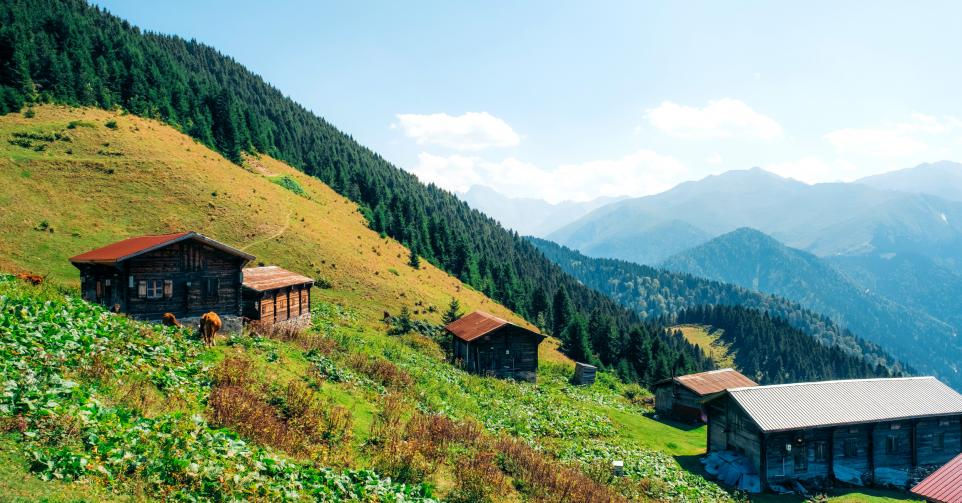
xmin=912 ymin=452 xmax=962 ymax=503
xmin=654 ymin=368 xmax=757 ymax=423
xmin=705 ymin=377 xmax=962 ymax=493
xmin=70 ymin=232 xmax=253 ymax=321
xmin=445 ymin=311 xmax=545 ymax=382
xmin=242 ymin=266 xmax=314 ymax=327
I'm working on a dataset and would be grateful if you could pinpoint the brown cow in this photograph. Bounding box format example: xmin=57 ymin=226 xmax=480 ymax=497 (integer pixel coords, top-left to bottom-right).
xmin=15 ymin=273 xmax=44 ymax=286
xmin=162 ymin=313 xmax=182 ymax=327
xmin=200 ymin=312 xmax=222 ymax=348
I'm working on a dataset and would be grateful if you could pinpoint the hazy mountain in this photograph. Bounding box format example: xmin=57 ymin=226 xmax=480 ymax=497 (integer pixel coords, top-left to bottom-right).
xmin=549 ymin=167 xmax=962 ymax=273
xmin=659 ymin=228 xmax=960 ymax=385
xmin=459 ymin=185 xmax=622 ymax=236
xmin=829 ymin=252 xmax=962 ymax=332
xmin=857 ymin=161 xmax=962 ymax=202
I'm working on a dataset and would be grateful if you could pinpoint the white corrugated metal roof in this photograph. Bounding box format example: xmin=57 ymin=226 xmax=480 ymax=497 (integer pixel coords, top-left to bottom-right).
xmin=727 ymin=377 xmax=962 ymax=432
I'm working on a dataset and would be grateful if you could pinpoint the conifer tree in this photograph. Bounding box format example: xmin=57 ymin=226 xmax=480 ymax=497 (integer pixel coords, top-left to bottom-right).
xmin=442 ymin=297 xmax=462 ymax=325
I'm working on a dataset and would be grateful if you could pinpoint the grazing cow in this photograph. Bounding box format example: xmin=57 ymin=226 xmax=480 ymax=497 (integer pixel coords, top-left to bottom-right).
xmin=15 ymin=273 xmax=44 ymax=286
xmin=200 ymin=312 xmax=222 ymax=347
xmin=162 ymin=312 xmax=182 ymax=327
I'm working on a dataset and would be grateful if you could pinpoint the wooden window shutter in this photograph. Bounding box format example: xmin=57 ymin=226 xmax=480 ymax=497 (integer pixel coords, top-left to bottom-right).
xmin=163 ymin=280 xmax=173 ymax=298
xmin=138 ymin=280 xmax=147 ymax=298
xmin=96 ymin=281 xmax=103 ymax=298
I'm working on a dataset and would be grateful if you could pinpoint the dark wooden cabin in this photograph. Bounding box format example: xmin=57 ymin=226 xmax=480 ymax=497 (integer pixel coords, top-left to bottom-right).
xmin=654 ymin=368 xmax=757 ymax=423
xmin=705 ymin=377 xmax=962 ymax=493
xmin=445 ymin=311 xmax=545 ymax=382
xmin=69 ymin=231 xmax=253 ymax=321
xmin=242 ymin=266 xmax=314 ymax=327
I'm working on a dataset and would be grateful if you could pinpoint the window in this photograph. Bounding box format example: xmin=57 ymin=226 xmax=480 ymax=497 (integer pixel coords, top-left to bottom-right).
xmin=844 ymin=438 xmax=859 ymax=458
xmin=886 ymin=435 xmax=900 ymax=454
xmin=203 ymin=278 xmax=219 ymax=300
xmin=145 ymin=280 xmax=163 ymax=299
xmin=934 ymin=432 xmax=946 ymax=452
xmin=814 ymin=441 xmax=828 ymax=463
xmin=163 ymin=280 xmax=173 ymax=298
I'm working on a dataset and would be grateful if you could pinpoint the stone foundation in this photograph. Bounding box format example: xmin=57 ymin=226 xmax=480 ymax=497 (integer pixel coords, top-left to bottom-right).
xmin=177 ymin=315 xmax=244 ymax=334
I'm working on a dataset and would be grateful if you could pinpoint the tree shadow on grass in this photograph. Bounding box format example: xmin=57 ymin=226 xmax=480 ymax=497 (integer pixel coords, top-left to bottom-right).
xmin=647 ymin=413 xmax=704 ymax=432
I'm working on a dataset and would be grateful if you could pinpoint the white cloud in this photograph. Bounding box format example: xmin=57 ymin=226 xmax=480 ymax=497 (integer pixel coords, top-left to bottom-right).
xmin=765 ymin=157 xmax=861 ymax=184
xmin=705 ymin=153 xmax=723 ymax=165
xmin=824 ymin=114 xmax=961 ymax=158
xmin=394 ymin=112 xmax=521 ymax=150
xmin=407 ymin=150 xmax=688 ymax=203
xmin=645 ymin=98 xmax=783 ymax=140
xmin=824 ymin=129 xmax=928 ymax=158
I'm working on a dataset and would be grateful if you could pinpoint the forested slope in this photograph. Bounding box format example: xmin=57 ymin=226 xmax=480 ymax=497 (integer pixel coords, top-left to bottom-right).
xmin=0 ymin=0 xmax=710 ymax=384
xmin=661 ymin=228 xmax=960 ymax=386
xmin=529 ymin=237 xmax=907 ymax=382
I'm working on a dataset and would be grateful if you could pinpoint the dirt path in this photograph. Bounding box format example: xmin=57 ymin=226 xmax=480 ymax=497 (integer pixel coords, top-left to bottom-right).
xmin=241 ymin=210 xmax=292 ymax=252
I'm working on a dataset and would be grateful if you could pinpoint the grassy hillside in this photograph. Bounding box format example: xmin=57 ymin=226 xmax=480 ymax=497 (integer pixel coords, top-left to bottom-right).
xmin=0 ymin=0 xmax=713 ymax=386
xmin=0 ymin=105 xmax=729 ymax=501
xmin=0 ymin=105 xmax=576 ymax=360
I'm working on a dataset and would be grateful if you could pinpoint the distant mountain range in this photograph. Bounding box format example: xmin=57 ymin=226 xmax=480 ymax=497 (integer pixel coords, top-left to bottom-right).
xmin=531 ymin=161 xmax=962 ymax=387
xmin=548 ymin=163 xmax=962 ymax=273
xmin=458 ymin=185 xmax=623 ymax=236
xmin=856 ymin=160 xmax=962 ymax=203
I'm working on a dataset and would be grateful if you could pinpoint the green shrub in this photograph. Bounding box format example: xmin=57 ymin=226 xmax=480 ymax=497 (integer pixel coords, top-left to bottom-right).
xmin=270 ymin=175 xmax=307 ymax=197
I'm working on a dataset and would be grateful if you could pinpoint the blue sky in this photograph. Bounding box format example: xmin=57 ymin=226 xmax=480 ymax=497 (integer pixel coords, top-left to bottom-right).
xmin=94 ymin=1 xmax=962 ymax=202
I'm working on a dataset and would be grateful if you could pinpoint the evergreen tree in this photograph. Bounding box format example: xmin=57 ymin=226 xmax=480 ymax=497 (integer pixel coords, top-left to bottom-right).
xmin=551 ymin=286 xmax=573 ymax=338
xmin=442 ymin=297 xmax=462 ymax=325
xmin=408 ymin=246 xmax=420 ymax=269
xmin=562 ymin=314 xmax=597 ymax=366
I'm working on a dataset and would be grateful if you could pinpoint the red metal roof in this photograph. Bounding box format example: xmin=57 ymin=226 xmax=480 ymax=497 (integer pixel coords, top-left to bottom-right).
xmin=243 ymin=266 xmax=314 ymax=292
xmin=444 ymin=311 xmax=541 ymax=342
xmin=913 ymin=453 xmax=962 ymax=503
xmin=673 ymin=368 xmax=758 ymax=396
xmin=69 ymin=231 xmax=254 ymax=264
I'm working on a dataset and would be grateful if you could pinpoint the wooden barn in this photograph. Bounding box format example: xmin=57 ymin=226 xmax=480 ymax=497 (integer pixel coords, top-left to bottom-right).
xmin=70 ymin=231 xmax=253 ymax=321
xmin=912 ymin=452 xmax=962 ymax=503
xmin=654 ymin=368 xmax=757 ymax=423
xmin=242 ymin=266 xmax=314 ymax=327
xmin=445 ymin=311 xmax=545 ymax=382
xmin=705 ymin=377 xmax=962 ymax=493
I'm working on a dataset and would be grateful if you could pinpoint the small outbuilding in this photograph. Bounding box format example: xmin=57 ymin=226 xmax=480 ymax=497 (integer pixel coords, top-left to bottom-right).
xmin=242 ymin=266 xmax=314 ymax=328
xmin=445 ymin=311 xmax=545 ymax=382
xmin=69 ymin=231 xmax=253 ymax=322
xmin=705 ymin=376 xmax=962 ymax=493
xmin=654 ymin=368 xmax=757 ymax=423
xmin=912 ymin=452 xmax=962 ymax=503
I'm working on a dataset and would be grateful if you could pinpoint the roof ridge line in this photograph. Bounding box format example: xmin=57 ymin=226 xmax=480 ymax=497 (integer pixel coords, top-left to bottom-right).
xmin=728 ymin=375 xmax=936 ymax=393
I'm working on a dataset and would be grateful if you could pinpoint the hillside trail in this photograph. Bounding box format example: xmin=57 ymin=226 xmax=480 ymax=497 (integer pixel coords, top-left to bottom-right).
xmin=240 ymin=210 xmax=293 ymax=253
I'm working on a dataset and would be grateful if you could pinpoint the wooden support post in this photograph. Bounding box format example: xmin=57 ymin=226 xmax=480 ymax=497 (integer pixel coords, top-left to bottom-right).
xmin=828 ymin=428 xmax=835 ymax=487
xmin=868 ymin=425 xmax=876 ymax=486
xmin=911 ymin=420 xmax=919 ymax=469
xmin=759 ymin=432 xmax=768 ymax=492
xmin=286 ymin=287 xmax=290 ymax=321
xmin=273 ymin=291 xmax=277 ymax=324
